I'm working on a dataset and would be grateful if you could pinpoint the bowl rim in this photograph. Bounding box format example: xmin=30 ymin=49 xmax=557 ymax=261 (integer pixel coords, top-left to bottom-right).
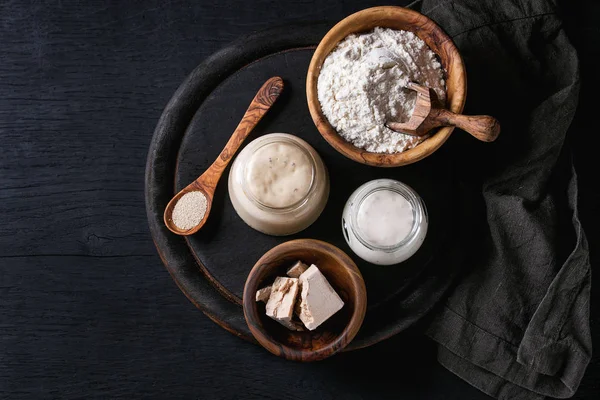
xmin=242 ymin=238 xmax=367 ymax=361
xmin=306 ymin=5 xmax=467 ymax=167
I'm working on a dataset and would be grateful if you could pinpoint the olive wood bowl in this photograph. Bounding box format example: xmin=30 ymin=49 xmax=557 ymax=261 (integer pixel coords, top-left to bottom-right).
xmin=243 ymin=239 xmax=367 ymax=361
xmin=306 ymin=6 xmax=467 ymax=167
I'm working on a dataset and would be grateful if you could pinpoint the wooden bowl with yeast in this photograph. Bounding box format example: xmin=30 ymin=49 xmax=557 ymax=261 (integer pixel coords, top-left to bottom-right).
xmin=306 ymin=6 xmax=467 ymax=167
xmin=243 ymin=239 xmax=367 ymax=362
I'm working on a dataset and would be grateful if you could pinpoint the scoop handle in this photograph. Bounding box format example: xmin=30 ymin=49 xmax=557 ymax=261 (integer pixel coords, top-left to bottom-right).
xmin=430 ymin=109 xmax=500 ymax=142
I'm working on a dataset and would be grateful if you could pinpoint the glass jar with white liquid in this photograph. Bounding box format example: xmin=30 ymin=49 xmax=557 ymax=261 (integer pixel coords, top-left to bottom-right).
xmin=342 ymin=179 xmax=428 ymax=265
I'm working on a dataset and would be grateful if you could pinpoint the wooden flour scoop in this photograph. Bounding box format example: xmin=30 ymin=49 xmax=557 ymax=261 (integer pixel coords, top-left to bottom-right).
xmin=386 ymin=82 xmax=500 ymax=142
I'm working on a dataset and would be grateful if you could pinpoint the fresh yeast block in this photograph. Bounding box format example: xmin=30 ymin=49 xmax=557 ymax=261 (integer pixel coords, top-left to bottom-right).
xmin=297 ymin=265 xmax=344 ymax=330
xmin=265 ymin=277 xmax=302 ymax=331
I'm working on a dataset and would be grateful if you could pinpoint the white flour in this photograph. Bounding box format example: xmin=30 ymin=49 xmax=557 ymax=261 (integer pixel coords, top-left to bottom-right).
xmin=317 ymin=28 xmax=446 ymax=153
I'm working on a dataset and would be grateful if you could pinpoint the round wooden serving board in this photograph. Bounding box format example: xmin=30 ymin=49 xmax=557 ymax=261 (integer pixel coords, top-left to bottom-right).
xmin=145 ymin=23 xmax=474 ymax=350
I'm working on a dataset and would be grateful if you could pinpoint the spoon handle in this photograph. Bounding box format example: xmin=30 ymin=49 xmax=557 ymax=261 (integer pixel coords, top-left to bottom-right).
xmin=205 ymin=76 xmax=284 ymax=185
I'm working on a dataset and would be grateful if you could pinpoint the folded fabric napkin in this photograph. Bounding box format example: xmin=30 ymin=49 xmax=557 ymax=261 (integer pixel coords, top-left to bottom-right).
xmin=412 ymin=0 xmax=592 ymax=398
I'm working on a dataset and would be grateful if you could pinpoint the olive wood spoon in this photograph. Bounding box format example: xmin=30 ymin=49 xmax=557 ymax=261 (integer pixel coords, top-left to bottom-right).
xmin=164 ymin=76 xmax=284 ymax=235
xmin=386 ymin=82 xmax=500 ymax=142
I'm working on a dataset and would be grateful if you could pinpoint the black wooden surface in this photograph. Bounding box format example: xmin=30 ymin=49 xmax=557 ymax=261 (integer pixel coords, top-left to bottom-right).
xmin=1 ymin=1 xmax=598 ymax=399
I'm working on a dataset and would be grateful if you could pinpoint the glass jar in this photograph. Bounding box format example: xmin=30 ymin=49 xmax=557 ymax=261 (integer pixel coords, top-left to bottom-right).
xmin=228 ymin=133 xmax=329 ymax=236
xmin=342 ymin=179 xmax=428 ymax=265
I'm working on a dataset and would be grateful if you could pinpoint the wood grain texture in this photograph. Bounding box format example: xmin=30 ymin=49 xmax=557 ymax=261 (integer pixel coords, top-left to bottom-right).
xmin=243 ymin=239 xmax=367 ymax=361
xmin=0 ymin=0 xmax=598 ymax=399
xmin=163 ymin=77 xmax=284 ymax=235
xmin=387 ymin=81 xmax=433 ymax=134
xmin=427 ymin=109 xmax=500 ymax=142
xmin=387 ymin=82 xmax=501 ymax=142
xmin=306 ymin=6 xmax=467 ymax=167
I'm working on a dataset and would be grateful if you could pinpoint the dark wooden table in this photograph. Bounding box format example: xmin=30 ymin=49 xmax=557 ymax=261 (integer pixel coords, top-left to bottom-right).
xmin=1 ymin=1 xmax=598 ymax=398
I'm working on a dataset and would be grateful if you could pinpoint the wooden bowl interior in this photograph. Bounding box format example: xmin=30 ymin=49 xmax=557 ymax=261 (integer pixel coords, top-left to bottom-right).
xmin=243 ymin=240 xmax=366 ymax=361
xmin=306 ymin=6 xmax=466 ymax=167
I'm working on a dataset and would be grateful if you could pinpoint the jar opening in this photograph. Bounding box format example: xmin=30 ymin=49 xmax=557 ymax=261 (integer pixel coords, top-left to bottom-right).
xmin=241 ymin=138 xmax=316 ymax=212
xmin=350 ymin=180 xmax=423 ymax=252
